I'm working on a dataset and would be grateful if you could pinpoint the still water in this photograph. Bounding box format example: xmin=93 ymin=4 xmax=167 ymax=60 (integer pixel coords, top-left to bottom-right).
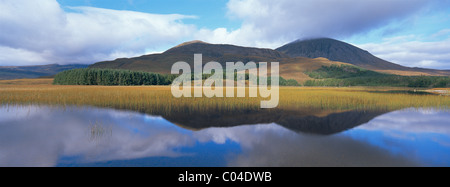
xmin=0 ymin=105 xmax=449 ymax=167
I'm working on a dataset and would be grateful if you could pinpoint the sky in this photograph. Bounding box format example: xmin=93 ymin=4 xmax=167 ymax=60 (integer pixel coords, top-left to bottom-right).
xmin=0 ymin=0 xmax=450 ymax=69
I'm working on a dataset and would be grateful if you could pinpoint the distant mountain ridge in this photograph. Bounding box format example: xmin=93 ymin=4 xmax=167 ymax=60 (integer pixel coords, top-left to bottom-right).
xmin=0 ymin=64 xmax=88 ymax=80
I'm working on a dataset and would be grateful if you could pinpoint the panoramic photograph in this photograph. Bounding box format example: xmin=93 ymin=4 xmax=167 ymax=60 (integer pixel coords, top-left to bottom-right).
xmin=1 ymin=0 xmax=450 ymax=171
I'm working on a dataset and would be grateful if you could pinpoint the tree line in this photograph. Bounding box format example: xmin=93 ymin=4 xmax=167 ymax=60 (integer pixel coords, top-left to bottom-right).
xmin=53 ymin=68 xmax=300 ymax=86
xmin=53 ymin=68 xmax=176 ymax=86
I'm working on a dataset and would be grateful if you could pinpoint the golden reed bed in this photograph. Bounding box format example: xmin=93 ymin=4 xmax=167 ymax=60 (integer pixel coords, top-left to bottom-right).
xmin=0 ymin=79 xmax=448 ymax=115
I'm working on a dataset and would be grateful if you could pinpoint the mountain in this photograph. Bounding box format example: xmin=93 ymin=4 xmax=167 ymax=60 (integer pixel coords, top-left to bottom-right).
xmin=276 ymin=38 xmax=450 ymax=76
xmin=90 ymin=41 xmax=289 ymax=74
xmin=0 ymin=64 xmax=88 ymax=80
xmin=90 ymin=39 xmax=450 ymax=83
xmin=90 ymin=40 xmax=351 ymax=83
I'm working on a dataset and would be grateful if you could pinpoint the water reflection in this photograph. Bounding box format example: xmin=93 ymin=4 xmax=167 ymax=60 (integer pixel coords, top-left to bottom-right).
xmin=0 ymin=106 xmax=195 ymax=166
xmin=343 ymin=109 xmax=450 ymax=167
xmin=163 ymin=109 xmax=388 ymax=135
xmin=0 ymin=105 xmax=448 ymax=167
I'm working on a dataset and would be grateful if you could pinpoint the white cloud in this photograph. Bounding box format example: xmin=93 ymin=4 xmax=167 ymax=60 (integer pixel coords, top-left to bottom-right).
xmin=356 ymin=35 xmax=450 ymax=69
xmin=0 ymin=0 xmax=196 ymax=66
xmin=1 ymin=0 xmax=448 ymax=69
xmin=431 ymin=29 xmax=450 ymax=39
xmin=195 ymin=25 xmax=288 ymax=49
xmin=0 ymin=46 xmax=50 ymax=66
xmin=220 ymin=0 xmax=429 ymax=48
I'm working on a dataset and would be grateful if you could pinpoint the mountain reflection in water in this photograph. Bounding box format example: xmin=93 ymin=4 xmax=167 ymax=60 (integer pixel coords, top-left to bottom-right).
xmin=0 ymin=105 xmax=448 ymax=167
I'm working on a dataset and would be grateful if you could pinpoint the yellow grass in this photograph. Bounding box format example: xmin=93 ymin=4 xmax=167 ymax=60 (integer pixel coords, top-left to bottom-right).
xmin=0 ymin=79 xmax=448 ymax=116
xmin=0 ymin=78 xmax=53 ymax=85
xmin=375 ymin=69 xmax=450 ymax=76
xmin=279 ymin=87 xmax=449 ymax=111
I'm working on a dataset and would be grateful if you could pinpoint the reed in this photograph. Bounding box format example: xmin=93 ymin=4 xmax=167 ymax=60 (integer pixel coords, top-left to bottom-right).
xmin=0 ymin=84 xmax=448 ymax=115
xmin=89 ymin=120 xmax=112 ymax=142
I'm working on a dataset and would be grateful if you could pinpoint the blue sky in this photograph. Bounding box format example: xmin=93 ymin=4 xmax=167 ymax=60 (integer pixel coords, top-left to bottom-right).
xmin=57 ymin=0 xmax=240 ymax=30
xmin=1 ymin=0 xmax=450 ymax=69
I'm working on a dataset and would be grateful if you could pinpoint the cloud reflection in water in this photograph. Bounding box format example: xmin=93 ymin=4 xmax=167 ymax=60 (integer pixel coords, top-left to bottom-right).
xmin=0 ymin=106 xmax=448 ymax=167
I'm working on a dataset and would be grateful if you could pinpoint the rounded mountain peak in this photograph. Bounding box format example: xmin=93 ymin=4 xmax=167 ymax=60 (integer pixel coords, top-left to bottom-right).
xmin=174 ymin=40 xmax=209 ymax=48
xmin=276 ymin=37 xmax=405 ymax=70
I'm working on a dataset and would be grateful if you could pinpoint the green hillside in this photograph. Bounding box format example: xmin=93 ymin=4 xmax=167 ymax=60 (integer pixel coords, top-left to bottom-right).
xmin=304 ymin=65 xmax=450 ymax=88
